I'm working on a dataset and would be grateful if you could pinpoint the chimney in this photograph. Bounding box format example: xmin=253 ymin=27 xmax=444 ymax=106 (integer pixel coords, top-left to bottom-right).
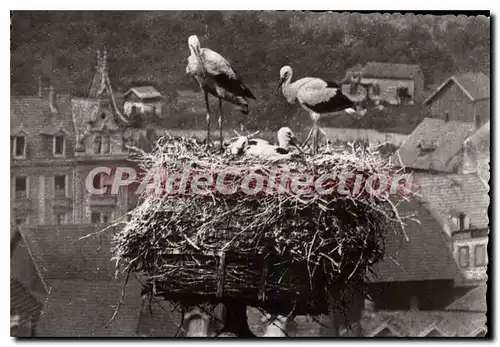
xmin=49 ymin=85 xmax=57 ymax=113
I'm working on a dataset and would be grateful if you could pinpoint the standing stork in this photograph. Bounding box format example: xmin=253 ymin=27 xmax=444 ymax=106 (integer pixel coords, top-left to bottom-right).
xmin=186 ymin=35 xmax=256 ymax=151
xmin=277 ymin=66 xmax=366 ymax=155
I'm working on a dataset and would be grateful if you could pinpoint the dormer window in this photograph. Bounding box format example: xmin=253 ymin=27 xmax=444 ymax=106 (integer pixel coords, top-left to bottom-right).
xmin=53 ymin=135 xmax=65 ymax=156
xmin=458 ymin=213 xmax=469 ymax=230
xmin=94 ymin=135 xmax=102 ymax=154
xmin=13 ymin=136 xmax=26 ymax=159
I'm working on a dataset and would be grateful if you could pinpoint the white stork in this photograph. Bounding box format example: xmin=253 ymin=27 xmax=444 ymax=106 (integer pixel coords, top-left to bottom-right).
xmin=229 ymin=127 xmax=302 ymax=160
xmin=186 ymin=35 xmax=256 ymax=151
xmin=277 ymin=66 xmax=366 ymax=155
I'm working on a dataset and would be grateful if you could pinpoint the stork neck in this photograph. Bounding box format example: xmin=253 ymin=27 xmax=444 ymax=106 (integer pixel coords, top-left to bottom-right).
xmin=277 ymin=136 xmax=289 ymax=149
xmin=281 ymin=77 xmax=297 ymax=103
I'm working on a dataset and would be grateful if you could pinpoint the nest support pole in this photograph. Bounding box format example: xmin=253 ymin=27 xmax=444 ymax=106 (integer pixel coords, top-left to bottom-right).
xmin=213 ymin=251 xmax=255 ymax=337
xmin=217 ymin=298 xmax=256 ymax=337
xmin=216 ymin=251 xmax=226 ymax=298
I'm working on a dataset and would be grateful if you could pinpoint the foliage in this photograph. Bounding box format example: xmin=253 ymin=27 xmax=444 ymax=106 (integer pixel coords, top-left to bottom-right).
xmin=11 ymin=12 xmax=489 ymax=132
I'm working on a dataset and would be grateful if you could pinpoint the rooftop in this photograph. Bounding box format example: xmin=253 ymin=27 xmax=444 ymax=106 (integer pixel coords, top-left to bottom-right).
xmin=369 ymin=198 xmax=462 ymax=283
xmin=417 ymin=173 xmax=490 ymax=233
xmin=342 ymin=62 xmax=422 ymax=81
xmin=124 ymin=86 xmax=162 ymax=100
xmin=423 ymin=72 xmax=490 ymax=104
xmin=392 ymin=117 xmax=477 ymax=172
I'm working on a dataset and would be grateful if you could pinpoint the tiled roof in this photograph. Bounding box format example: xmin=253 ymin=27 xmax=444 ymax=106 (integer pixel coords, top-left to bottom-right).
xmin=357 ymin=310 xmax=486 ymax=337
xmin=125 ymin=86 xmax=162 ymax=100
xmin=342 ymin=62 xmax=422 ymax=81
xmin=423 ymin=72 xmax=490 ymax=104
xmin=19 ymin=224 xmax=122 ymax=285
xmin=446 ymin=283 xmax=487 ymax=312
xmin=369 ymin=198 xmax=462 ymax=283
xmin=417 ymin=173 xmax=490 ymax=232
xmin=36 ymin=279 xmax=142 ymax=337
xmin=11 ymin=277 xmax=44 ymax=321
xmin=363 ymin=62 xmax=422 ymax=79
xmin=11 ymin=94 xmax=75 ymax=160
xmin=392 ymin=118 xmax=476 ymax=172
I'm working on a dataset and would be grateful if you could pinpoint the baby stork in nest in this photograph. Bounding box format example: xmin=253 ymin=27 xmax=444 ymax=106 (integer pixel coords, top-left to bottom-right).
xmin=228 ymin=127 xmax=303 ymax=160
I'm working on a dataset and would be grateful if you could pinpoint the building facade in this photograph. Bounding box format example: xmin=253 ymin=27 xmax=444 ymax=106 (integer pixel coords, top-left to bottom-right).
xmin=341 ymin=62 xmax=425 ymax=105
xmin=11 ymin=49 xmax=163 ymax=228
xmin=422 ymin=72 xmax=490 ymax=129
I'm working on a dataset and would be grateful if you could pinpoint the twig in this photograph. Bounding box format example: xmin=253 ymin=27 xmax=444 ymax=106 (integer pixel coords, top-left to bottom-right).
xmin=105 ymin=266 xmax=132 ymax=328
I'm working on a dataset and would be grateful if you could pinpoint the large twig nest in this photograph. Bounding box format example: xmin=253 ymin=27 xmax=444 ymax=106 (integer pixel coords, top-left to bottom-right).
xmin=111 ymin=134 xmax=413 ymax=316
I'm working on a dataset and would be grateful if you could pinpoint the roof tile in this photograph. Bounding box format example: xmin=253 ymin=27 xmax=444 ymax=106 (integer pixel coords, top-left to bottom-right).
xmin=369 ymin=198 xmax=462 ymax=283
xmin=392 ymin=118 xmax=476 ymax=172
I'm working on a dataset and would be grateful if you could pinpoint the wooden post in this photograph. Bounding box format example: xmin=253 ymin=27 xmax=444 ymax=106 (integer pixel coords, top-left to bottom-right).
xmin=215 ymin=300 xmax=256 ymax=337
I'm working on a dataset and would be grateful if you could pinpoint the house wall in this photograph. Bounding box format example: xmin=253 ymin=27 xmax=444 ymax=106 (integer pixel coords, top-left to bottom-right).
xmin=342 ymin=78 xmax=415 ymax=105
xmin=11 ymin=163 xmax=76 ymax=226
xmin=124 ymin=101 xmax=162 ymax=116
xmin=474 ymin=99 xmax=490 ymax=129
xmin=453 ymin=234 xmax=488 ymax=283
xmin=428 ymin=83 xmax=474 ymax=123
xmin=74 ymin=161 xmax=141 ymax=224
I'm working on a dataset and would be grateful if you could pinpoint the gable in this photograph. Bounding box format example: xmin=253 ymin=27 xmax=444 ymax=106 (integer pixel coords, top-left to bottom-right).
xmin=423 ymin=72 xmax=490 ymax=105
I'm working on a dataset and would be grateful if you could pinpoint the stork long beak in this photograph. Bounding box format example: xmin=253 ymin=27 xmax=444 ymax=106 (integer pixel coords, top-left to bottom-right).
xmin=277 ymin=77 xmax=286 ymax=91
xmin=289 ymin=137 xmax=304 ymax=154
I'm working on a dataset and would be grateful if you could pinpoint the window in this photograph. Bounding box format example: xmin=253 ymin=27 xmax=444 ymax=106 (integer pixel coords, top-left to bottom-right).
xmin=91 ymin=212 xmax=101 ymax=224
xmin=54 ymin=212 xmax=66 ymax=225
xmin=53 ymin=135 xmax=65 ymax=156
xmin=372 ymin=84 xmax=380 ymax=96
xmin=14 ymin=177 xmax=27 ymax=199
xmin=94 ymin=135 xmax=102 ymax=154
xmin=91 ymin=211 xmax=111 ymax=224
xmin=13 ymin=136 xmax=26 ymax=158
xmin=458 ymin=246 xmax=470 ymax=268
xmin=102 ymin=136 xmax=111 ymax=154
xmin=475 ymin=244 xmax=487 ymax=266
xmin=458 ymin=213 xmax=469 ymax=230
xmin=54 ymin=175 xmax=66 ymax=197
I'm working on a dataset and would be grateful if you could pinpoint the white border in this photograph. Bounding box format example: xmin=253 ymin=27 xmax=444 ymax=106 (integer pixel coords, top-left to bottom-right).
xmin=5 ymin=4 xmax=497 ymax=346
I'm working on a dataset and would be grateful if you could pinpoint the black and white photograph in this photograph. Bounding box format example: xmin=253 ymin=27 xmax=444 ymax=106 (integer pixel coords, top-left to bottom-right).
xmin=10 ymin=10 xmax=490 ymax=338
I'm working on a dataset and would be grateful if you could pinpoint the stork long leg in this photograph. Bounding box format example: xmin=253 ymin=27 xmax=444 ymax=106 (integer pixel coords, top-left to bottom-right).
xmin=204 ymin=90 xmax=211 ymax=147
xmin=301 ymin=127 xmax=314 ymax=149
xmin=312 ymin=121 xmax=319 ymax=155
xmin=218 ymin=98 xmax=223 ymax=152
